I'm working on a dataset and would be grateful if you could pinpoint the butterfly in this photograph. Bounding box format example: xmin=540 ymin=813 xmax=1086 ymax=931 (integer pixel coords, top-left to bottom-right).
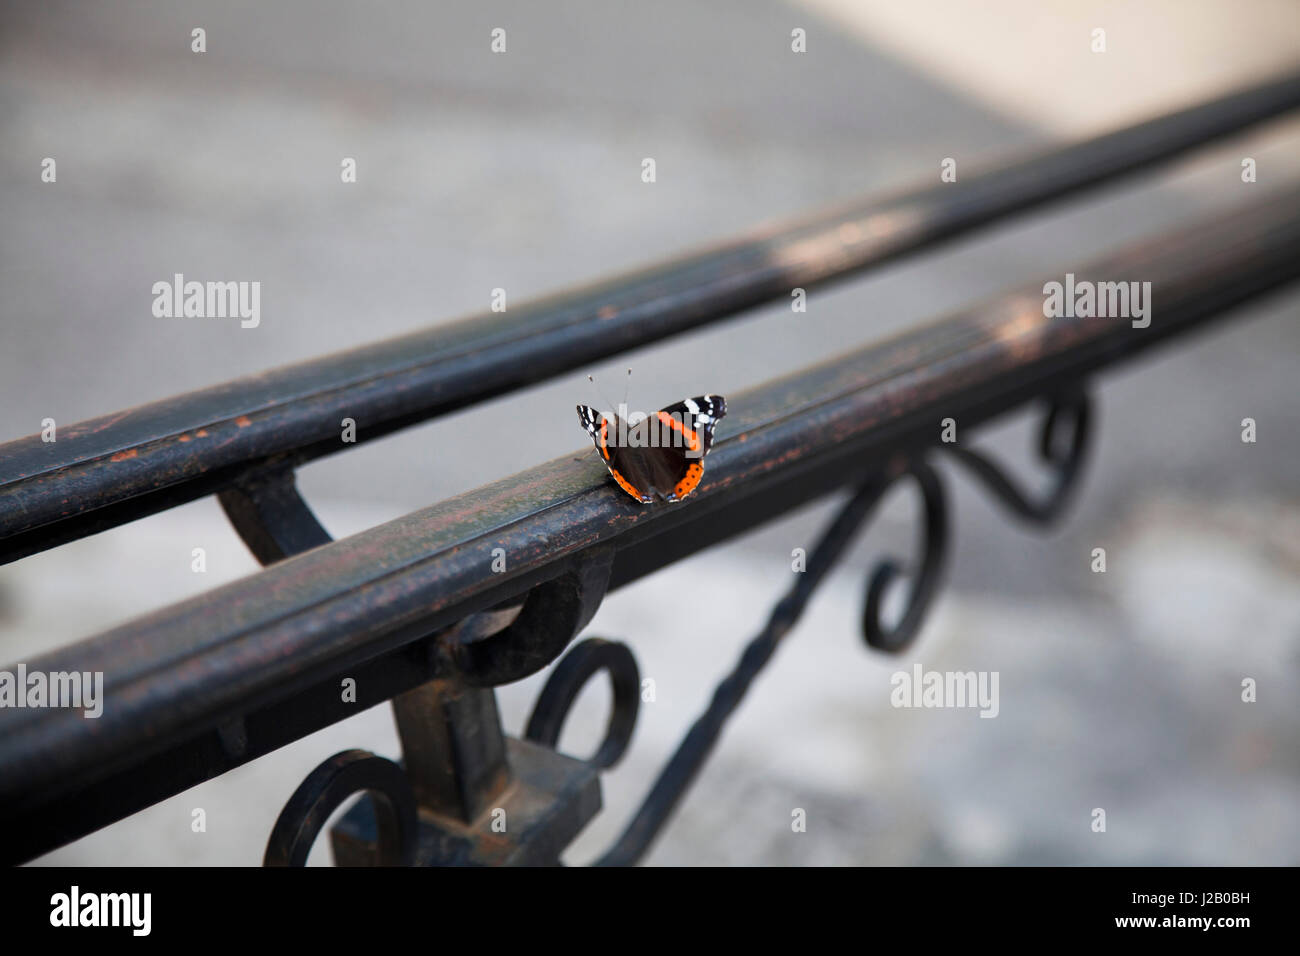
xmin=576 ymin=395 xmax=727 ymax=503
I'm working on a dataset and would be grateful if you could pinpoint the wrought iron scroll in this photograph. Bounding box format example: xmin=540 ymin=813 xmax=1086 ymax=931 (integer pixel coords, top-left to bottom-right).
xmin=441 ymin=552 xmax=615 ymax=687
xmin=861 ymin=461 xmax=949 ymax=653
xmin=524 ymin=638 xmax=641 ymax=770
xmin=940 ymin=388 xmax=1092 ymax=526
xmin=264 ymin=750 xmax=417 ymax=866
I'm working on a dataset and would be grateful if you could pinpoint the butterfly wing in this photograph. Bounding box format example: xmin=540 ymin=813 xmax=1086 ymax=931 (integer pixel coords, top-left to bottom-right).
xmin=577 ymin=396 xmax=727 ymax=503
xmin=576 ymin=404 xmax=653 ymax=503
xmin=576 ymin=405 xmax=612 ymax=461
xmin=652 ymin=394 xmax=727 ymax=501
xmin=657 ymin=395 xmax=727 ymax=457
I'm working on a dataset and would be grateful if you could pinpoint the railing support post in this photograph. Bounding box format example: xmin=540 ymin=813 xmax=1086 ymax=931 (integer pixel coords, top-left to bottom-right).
xmin=389 ymin=681 xmax=510 ymax=823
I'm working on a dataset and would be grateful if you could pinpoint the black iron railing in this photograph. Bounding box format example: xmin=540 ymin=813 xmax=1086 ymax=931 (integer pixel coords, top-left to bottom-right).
xmin=1 ymin=73 xmax=1298 ymax=865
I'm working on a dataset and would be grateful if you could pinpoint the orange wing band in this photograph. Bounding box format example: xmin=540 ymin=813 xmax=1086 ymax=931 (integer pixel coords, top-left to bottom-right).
xmin=610 ymin=468 xmax=645 ymax=501
xmin=657 ymin=411 xmax=700 ymax=452
xmin=673 ymin=462 xmax=706 ymax=500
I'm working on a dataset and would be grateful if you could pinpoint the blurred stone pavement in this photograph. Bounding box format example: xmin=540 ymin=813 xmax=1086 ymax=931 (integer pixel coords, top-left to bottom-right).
xmin=0 ymin=1 xmax=1297 ymax=865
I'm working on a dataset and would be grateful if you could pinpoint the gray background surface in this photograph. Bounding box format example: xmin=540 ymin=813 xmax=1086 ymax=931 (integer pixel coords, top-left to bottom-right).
xmin=1 ymin=1 xmax=1297 ymax=865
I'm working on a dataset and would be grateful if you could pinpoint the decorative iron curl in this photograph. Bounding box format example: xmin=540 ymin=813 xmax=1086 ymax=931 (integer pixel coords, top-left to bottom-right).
xmin=525 ymin=637 xmax=640 ymax=770
xmin=264 ymin=749 xmax=417 ymax=867
xmin=941 ymin=387 xmax=1092 ymax=525
xmin=861 ymin=460 xmax=949 ymax=653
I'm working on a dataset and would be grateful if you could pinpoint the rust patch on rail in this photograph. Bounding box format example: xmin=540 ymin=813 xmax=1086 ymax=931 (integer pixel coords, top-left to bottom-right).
xmin=109 ymin=449 xmax=138 ymax=462
xmin=234 ymin=416 xmax=253 ymax=427
xmin=993 ymin=300 xmax=1050 ymax=361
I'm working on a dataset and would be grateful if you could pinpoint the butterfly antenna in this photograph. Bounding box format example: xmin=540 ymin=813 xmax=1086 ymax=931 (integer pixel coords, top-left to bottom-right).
xmin=621 ymin=368 xmax=632 ymax=417
xmin=587 ymin=374 xmax=619 ymax=418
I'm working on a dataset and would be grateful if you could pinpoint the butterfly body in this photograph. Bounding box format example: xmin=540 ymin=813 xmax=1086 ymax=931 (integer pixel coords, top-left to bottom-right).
xmin=576 ymin=395 xmax=726 ymax=503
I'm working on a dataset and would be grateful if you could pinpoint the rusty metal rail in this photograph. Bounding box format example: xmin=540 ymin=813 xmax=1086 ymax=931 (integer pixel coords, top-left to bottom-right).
xmin=2 ymin=181 xmax=1297 ymax=864
xmin=2 ymin=72 xmax=1298 ymax=564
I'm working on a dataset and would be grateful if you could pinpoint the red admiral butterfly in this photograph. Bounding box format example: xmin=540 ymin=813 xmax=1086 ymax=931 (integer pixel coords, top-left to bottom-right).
xmin=576 ymin=395 xmax=727 ymax=503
